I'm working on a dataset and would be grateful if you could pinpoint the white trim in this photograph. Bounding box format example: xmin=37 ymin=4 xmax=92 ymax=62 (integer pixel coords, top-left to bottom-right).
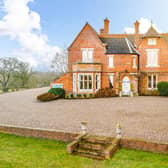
xmin=108 ymin=73 xmax=114 ymax=88
xmin=148 ymin=38 xmax=157 ymax=45
xmin=125 ymin=38 xmax=133 ymax=53
xmin=78 ymin=73 xmax=93 ymax=93
xmin=132 ymin=55 xmax=137 ymax=68
xmin=95 ymin=73 xmax=101 ymax=91
xmin=108 ymin=55 xmax=114 ymax=68
xmin=147 ymin=74 xmax=158 ymax=89
xmin=73 ymin=73 xmax=77 ymax=92
xmin=81 ymin=48 xmax=94 ymax=63
xmin=146 ymin=49 xmax=159 ymax=67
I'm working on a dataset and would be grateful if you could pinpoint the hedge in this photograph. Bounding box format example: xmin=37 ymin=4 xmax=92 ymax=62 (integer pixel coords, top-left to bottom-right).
xmin=157 ymin=82 xmax=168 ymax=96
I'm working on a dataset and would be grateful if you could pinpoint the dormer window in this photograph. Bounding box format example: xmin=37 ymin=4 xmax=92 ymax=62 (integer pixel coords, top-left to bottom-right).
xmin=148 ymin=38 xmax=156 ymax=45
xmin=81 ymin=48 xmax=94 ymax=63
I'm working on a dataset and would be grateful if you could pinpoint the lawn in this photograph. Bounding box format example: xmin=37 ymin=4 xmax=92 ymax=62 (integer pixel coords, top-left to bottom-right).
xmin=0 ymin=133 xmax=167 ymax=168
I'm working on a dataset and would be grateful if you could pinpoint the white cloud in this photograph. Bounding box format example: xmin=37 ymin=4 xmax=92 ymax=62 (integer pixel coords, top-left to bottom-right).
xmin=0 ymin=0 xmax=61 ymax=70
xmin=124 ymin=18 xmax=161 ymax=34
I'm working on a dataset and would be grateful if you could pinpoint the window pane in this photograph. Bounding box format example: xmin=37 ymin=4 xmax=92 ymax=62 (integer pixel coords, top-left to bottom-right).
xmin=109 ymin=75 xmax=113 ymax=88
xmin=84 ymin=81 xmax=87 ymax=89
xmin=148 ymin=76 xmax=152 ymax=88
xmin=109 ymin=57 xmax=113 ymax=67
xmin=84 ymin=75 xmax=87 ymax=81
xmin=89 ymin=81 xmax=92 ymax=89
xmin=153 ymin=75 xmax=157 ymax=88
xmin=80 ymin=81 xmax=83 ymax=89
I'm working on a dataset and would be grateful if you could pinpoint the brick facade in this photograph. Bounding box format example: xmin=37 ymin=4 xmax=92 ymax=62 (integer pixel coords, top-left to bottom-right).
xmin=52 ymin=19 xmax=168 ymax=95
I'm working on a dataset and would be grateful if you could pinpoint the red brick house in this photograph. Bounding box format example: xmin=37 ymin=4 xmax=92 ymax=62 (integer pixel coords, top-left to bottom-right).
xmin=51 ymin=18 xmax=168 ymax=96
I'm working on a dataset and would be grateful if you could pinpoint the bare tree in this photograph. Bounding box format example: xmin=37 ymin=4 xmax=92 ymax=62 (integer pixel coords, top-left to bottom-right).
xmin=51 ymin=47 xmax=68 ymax=74
xmin=13 ymin=61 xmax=33 ymax=88
xmin=0 ymin=57 xmax=19 ymax=91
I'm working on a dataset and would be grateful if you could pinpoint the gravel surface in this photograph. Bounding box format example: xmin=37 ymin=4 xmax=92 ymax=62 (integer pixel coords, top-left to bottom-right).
xmin=0 ymin=87 xmax=168 ymax=143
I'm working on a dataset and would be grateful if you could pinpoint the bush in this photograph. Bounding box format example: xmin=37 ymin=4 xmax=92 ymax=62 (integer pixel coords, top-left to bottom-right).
xmin=48 ymin=88 xmax=65 ymax=98
xmin=83 ymin=94 xmax=87 ymax=98
xmin=69 ymin=93 xmax=74 ymax=98
xmin=95 ymin=88 xmax=116 ymax=98
xmin=89 ymin=94 xmax=93 ymax=98
xmin=157 ymin=82 xmax=168 ymax=96
xmin=140 ymin=89 xmax=160 ymax=96
xmin=77 ymin=94 xmax=82 ymax=98
xmin=3 ymin=88 xmax=9 ymax=92
xmin=37 ymin=93 xmax=59 ymax=101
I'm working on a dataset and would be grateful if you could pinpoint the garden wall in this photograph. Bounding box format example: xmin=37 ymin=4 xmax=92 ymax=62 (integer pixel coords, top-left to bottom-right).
xmin=0 ymin=125 xmax=167 ymax=154
xmin=0 ymin=125 xmax=78 ymax=142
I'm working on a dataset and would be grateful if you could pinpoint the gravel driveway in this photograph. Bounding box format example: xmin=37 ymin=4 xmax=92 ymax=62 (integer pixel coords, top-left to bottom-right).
xmin=0 ymin=87 xmax=168 ymax=143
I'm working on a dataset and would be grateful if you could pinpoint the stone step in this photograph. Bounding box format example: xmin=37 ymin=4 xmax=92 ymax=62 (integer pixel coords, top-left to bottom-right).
xmin=78 ymin=141 xmax=107 ymax=151
xmin=82 ymin=135 xmax=114 ymax=144
xmin=73 ymin=152 xmax=105 ymax=160
xmin=75 ymin=148 xmax=105 ymax=157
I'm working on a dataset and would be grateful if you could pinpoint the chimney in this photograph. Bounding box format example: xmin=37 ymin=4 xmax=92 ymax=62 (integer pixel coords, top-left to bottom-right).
xmin=100 ymin=18 xmax=109 ymax=35
xmin=134 ymin=20 xmax=140 ymax=46
xmin=104 ymin=18 xmax=109 ymax=34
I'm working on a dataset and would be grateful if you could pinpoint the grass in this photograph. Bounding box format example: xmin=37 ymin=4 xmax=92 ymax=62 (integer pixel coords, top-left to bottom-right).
xmin=0 ymin=133 xmax=167 ymax=168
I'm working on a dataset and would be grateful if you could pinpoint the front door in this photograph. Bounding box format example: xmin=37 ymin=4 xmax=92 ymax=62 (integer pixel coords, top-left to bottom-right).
xmin=122 ymin=76 xmax=130 ymax=95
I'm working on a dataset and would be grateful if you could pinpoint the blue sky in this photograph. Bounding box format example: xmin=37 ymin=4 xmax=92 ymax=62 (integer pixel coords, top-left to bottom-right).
xmin=0 ymin=0 xmax=168 ymax=70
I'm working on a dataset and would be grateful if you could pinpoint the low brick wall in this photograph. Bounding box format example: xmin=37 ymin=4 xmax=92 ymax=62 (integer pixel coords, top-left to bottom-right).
xmin=120 ymin=138 xmax=168 ymax=154
xmin=0 ymin=125 xmax=78 ymax=142
xmin=0 ymin=125 xmax=167 ymax=154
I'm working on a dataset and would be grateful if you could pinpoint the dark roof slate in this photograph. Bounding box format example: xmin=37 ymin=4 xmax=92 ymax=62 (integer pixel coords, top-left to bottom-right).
xmin=100 ymin=37 xmax=138 ymax=54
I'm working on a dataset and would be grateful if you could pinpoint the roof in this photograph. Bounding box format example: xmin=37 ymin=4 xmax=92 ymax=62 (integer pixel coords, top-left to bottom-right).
xmin=100 ymin=37 xmax=139 ymax=54
xmin=68 ymin=22 xmax=103 ymax=49
xmin=143 ymin=26 xmax=161 ymax=38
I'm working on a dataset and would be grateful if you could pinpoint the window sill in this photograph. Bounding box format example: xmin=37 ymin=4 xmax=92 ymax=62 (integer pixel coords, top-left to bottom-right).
xmin=147 ymin=88 xmax=158 ymax=90
xmin=146 ymin=65 xmax=160 ymax=68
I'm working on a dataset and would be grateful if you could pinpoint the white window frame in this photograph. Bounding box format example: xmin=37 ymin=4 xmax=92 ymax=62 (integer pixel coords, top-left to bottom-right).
xmin=108 ymin=55 xmax=114 ymax=68
xmin=73 ymin=73 xmax=77 ymax=92
xmin=146 ymin=49 xmax=159 ymax=67
xmin=132 ymin=55 xmax=137 ymax=68
xmin=147 ymin=74 xmax=158 ymax=90
xmin=108 ymin=73 xmax=114 ymax=88
xmin=78 ymin=73 xmax=93 ymax=92
xmin=95 ymin=73 xmax=101 ymax=91
xmin=148 ymin=38 xmax=157 ymax=45
xmin=81 ymin=48 xmax=94 ymax=63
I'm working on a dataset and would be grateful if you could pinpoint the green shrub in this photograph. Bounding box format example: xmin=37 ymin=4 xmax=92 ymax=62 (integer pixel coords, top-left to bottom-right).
xmin=83 ymin=94 xmax=87 ymax=98
xmin=95 ymin=88 xmax=116 ymax=98
xmin=37 ymin=93 xmax=59 ymax=101
xmin=3 ymin=88 xmax=9 ymax=92
xmin=48 ymin=88 xmax=65 ymax=98
xmin=140 ymin=89 xmax=160 ymax=96
xmin=77 ymin=94 xmax=82 ymax=98
xmin=157 ymin=82 xmax=168 ymax=96
xmin=69 ymin=93 xmax=74 ymax=98
xmin=89 ymin=94 xmax=93 ymax=98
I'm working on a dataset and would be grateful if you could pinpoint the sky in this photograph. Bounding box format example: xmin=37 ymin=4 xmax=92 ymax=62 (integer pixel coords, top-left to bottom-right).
xmin=0 ymin=0 xmax=168 ymax=71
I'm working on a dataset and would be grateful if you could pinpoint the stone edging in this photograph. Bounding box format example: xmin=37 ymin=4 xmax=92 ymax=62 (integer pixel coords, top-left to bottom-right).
xmin=0 ymin=125 xmax=167 ymax=154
